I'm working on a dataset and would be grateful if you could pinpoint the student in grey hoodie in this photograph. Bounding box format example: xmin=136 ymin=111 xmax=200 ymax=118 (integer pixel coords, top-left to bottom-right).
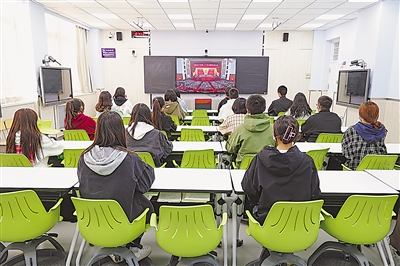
xmin=126 ymin=103 xmax=173 ymax=167
xmin=77 ymin=111 xmax=155 ymax=261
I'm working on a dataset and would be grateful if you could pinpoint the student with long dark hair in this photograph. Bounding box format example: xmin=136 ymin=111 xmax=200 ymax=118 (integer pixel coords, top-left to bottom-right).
xmin=241 ymin=115 xmax=321 ymax=225
xmin=287 ymin=92 xmax=312 ymax=119
xmin=126 ymin=103 xmax=173 ymax=167
xmin=77 ymin=111 xmax=154 ymax=262
xmin=6 ymin=108 xmax=63 ymax=167
xmin=113 ymin=87 xmax=133 ymax=117
xmin=151 ymin=97 xmax=176 ymax=140
xmin=64 ymin=98 xmax=96 ymax=140
xmin=342 ymin=101 xmax=387 ymax=170
xmin=95 ymin=91 xmax=120 ymax=117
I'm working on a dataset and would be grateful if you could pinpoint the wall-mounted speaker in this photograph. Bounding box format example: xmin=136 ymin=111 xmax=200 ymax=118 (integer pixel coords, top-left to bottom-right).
xmin=283 ymin=32 xmax=289 ymax=42
xmin=116 ymin=32 xmax=123 ymax=41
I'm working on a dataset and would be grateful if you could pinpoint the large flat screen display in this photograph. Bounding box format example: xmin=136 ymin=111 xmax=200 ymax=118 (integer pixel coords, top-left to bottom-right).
xmin=336 ymin=69 xmax=370 ymax=107
xmin=176 ymin=57 xmax=236 ymax=93
xmin=40 ymin=66 xmax=73 ymax=106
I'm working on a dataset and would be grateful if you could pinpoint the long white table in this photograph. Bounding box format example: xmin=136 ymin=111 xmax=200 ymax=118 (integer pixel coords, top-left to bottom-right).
xmin=317 ymin=142 xmax=400 ymax=154
xmin=187 ymin=110 xmax=218 ymax=116
xmin=365 ymin=170 xmax=400 ymax=191
xmin=183 ymin=116 xmax=220 ymax=122
xmin=177 ymin=125 xmax=219 ymax=133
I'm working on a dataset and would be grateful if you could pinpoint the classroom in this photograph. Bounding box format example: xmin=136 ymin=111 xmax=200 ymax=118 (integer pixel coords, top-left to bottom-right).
xmin=1 ymin=0 xmax=400 ymax=265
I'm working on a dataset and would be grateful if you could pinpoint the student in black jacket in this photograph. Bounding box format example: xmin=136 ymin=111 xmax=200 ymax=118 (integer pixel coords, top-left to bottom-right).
xmin=301 ymin=96 xmax=342 ymax=142
xmin=267 ymin=85 xmax=292 ymax=116
xmin=151 ymin=97 xmax=177 ymax=140
xmin=241 ymin=115 xmax=321 ymax=225
xmin=217 ymin=87 xmax=231 ymax=113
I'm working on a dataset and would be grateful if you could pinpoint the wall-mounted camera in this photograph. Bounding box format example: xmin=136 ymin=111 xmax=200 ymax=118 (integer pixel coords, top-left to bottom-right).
xmin=205 ymin=29 xmax=209 ymax=34
xmin=204 ymin=49 xmax=208 ymax=56
xmin=108 ymin=32 xmax=114 ymax=39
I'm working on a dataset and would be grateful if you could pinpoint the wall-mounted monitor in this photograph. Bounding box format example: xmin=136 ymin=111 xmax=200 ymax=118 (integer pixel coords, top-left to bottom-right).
xmin=336 ymin=69 xmax=371 ymax=107
xmin=143 ymin=56 xmax=269 ymax=95
xmin=39 ymin=66 xmax=73 ymax=106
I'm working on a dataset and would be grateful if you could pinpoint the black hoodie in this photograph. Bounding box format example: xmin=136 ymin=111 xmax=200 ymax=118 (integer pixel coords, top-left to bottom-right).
xmin=241 ymin=145 xmax=321 ymax=225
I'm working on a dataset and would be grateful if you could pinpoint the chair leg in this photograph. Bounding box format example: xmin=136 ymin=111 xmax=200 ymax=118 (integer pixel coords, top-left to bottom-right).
xmin=245 ymin=248 xmax=270 ymax=266
xmin=376 ymin=241 xmax=389 ymax=266
xmin=167 ymin=255 xmax=180 ymax=266
xmin=177 ymin=254 xmax=221 ymax=266
xmin=261 ymin=251 xmax=307 ymax=266
xmin=308 ymin=241 xmax=370 ymax=266
xmin=382 ymin=238 xmax=396 ymax=266
xmin=76 ymin=238 xmax=87 ymax=266
xmin=85 ymin=247 xmax=139 ymax=266
xmin=66 ymin=223 xmax=80 ymax=266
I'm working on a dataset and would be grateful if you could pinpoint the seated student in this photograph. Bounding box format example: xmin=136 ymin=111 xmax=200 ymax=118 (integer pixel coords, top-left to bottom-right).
xmin=126 ymin=103 xmax=173 ymax=167
xmin=342 ymin=101 xmax=387 ymax=170
xmin=151 ymin=97 xmax=177 ymax=140
xmin=301 ymin=96 xmax=342 ymax=142
xmin=95 ymin=91 xmax=121 ymax=118
xmin=217 ymin=87 xmax=231 ymax=113
xmin=267 ymin=85 xmax=292 ymax=116
xmin=286 ymin=92 xmax=312 ymax=120
xmin=6 ymin=108 xmax=63 ymax=167
xmin=113 ymin=87 xmax=133 ymax=117
xmin=218 ymin=88 xmax=239 ymax=121
xmin=219 ymin=97 xmax=246 ymax=136
xmin=172 ymin=88 xmax=188 ymax=115
xmin=77 ymin=111 xmax=154 ymax=261
xmin=163 ymin=89 xmax=186 ymax=121
xmin=64 ymin=98 xmax=97 ymax=140
xmin=226 ymin=94 xmax=275 ymax=168
xmin=241 ymin=115 xmax=321 ymax=225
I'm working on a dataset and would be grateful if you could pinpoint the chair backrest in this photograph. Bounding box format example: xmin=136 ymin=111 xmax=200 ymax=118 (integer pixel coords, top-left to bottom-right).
xmin=71 ymin=197 xmax=149 ymax=248
xmin=237 ymin=154 xmax=255 ymax=170
xmin=0 ymin=190 xmax=63 ymax=242
xmin=135 ymin=151 xmax=156 ymax=168
xmin=246 ymin=200 xmax=324 ymax=253
xmin=4 ymin=118 xmax=13 ymax=129
xmin=356 ymin=154 xmax=398 ymax=170
xmin=306 ymin=148 xmax=330 ymax=170
xmin=122 ymin=117 xmax=130 ymax=125
xmin=312 ymin=109 xmax=317 ymax=115
xmin=62 ymin=148 xmax=85 ymax=168
xmin=315 ymin=133 xmax=343 ymax=143
xmin=169 ymin=115 xmax=180 ymax=126
xmin=0 ymin=153 xmax=32 ymax=167
xmin=277 ymin=112 xmax=286 ymax=117
xmin=322 ymin=195 xmax=398 ymax=244
xmin=191 ymin=116 xmax=210 ymax=126
xmin=269 ymin=117 xmax=275 ymax=125
xmin=297 ymin=119 xmax=306 ymax=126
xmin=152 ymin=205 xmax=226 ymax=257
xmin=181 ymin=149 xmax=215 ymax=168
xmin=180 ymin=128 xmax=205 ymax=141
xmin=191 ymin=109 xmax=208 ymax=117
xmin=63 ymin=129 xmax=90 ymax=141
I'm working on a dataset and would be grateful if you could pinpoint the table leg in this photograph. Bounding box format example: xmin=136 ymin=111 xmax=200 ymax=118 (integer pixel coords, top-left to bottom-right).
xmin=232 ymin=200 xmax=237 ymax=266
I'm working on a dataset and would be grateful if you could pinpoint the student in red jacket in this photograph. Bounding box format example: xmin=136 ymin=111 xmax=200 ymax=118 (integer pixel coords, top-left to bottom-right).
xmin=64 ymin=98 xmax=96 ymax=140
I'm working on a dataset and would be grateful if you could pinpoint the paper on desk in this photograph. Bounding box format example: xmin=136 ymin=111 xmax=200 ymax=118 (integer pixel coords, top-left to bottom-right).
xmin=181 ymin=193 xmax=210 ymax=203
xmin=157 ymin=192 xmax=182 ymax=203
xmin=144 ymin=192 xmax=159 ymax=200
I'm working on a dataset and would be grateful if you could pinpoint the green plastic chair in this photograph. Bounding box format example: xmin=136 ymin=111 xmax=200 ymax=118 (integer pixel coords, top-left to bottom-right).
xmin=191 ymin=116 xmax=211 ymax=126
xmin=245 ymin=200 xmax=324 ymax=266
xmin=173 ymin=149 xmax=216 ymax=168
xmin=150 ymin=205 xmax=227 ymax=266
xmin=179 ymin=128 xmax=205 ymax=141
xmin=191 ymin=109 xmax=208 ymax=117
xmin=0 ymin=153 xmax=32 ymax=167
xmin=135 ymin=151 xmax=167 ymax=168
xmin=277 ymin=112 xmax=286 ymax=117
xmin=170 ymin=115 xmax=180 ymax=126
xmin=62 ymin=148 xmax=85 ymax=168
xmin=123 ymin=117 xmax=131 ymax=125
xmin=297 ymin=119 xmax=306 ymax=126
xmin=233 ymin=154 xmax=255 ymax=170
xmin=342 ymin=154 xmax=399 ymax=171
xmin=312 ymin=109 xmax=317 ymax=115
xmin=71 ymin=197 xmax=150 ymax=266
xmin=37 ymin=119 xmax=61 ymax=135
xmin=63 ymin=129 xmax=90 ymax=141
xmin=306 ymin=148 xmax=330 ymax=170
xmin=308 ymin=195 xmax=398 ymax=266
xmin=0 ymin=190 xmax=65 ymax=265
xmin=315 ymin=133 xmax=343 ymax=143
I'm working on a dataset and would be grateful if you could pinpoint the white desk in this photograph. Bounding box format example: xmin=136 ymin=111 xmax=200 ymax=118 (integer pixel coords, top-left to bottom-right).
xmin=183 ymin=116 xmax=220 ymax=122
xmin=187 ymin=110 xmax=218 ymax=116
xmin=0 ymin=167 xmax=78 ymax=189
xmin=365 ymin=170 xmax=400 ymax=191
xmin=295 ymin=142 xmax=327 ymax=153
xmin=177 ymin=126 xmax=219 ymax=133
xmin=318 ymin=143 xmax=400 ymax=155
xmin=58 ymin=140 xmax=226 ymax=152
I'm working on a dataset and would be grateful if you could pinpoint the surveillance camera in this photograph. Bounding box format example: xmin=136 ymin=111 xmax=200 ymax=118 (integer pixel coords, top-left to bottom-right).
xmin=108 ymin=32 xmax=113 ymax=39
xmin=132 ymin=50 xmax=136 ymax=57
xmin=204 ymin=49 xmax=208 ymax=56
xmin=205 ymin=29 xmax=209 ymax=34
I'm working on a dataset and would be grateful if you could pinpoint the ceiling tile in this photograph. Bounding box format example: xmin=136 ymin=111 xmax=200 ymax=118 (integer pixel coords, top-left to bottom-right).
xmin=189 ymin=2 xmax=220 ymax=8
xmin=159 ymin=2 xmax=191 ymax=8
xmin=219 ymin=2 xmax=249 ymax=8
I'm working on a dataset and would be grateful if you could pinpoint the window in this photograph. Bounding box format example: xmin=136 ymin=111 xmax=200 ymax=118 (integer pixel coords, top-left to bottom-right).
xmin=332 ymin=41 xmax=340 ymax=61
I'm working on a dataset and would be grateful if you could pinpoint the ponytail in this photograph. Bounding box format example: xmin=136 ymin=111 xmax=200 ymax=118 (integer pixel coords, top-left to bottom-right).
xmin=373 ymin=121 xmax=383 ymax=130
xmin=65 ymin=98 xmax=83 ymax=129
xmin=152 ymin=97 xmax=164 ymax=130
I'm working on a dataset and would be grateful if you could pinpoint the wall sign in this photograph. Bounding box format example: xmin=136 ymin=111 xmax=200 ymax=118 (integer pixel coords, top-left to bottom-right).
xmin=101 ymin=48 xmax=116 ymax=58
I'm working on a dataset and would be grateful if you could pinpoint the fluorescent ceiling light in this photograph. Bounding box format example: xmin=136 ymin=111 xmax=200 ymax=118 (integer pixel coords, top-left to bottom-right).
xmin=173 ymin=23 xmax=194 ymax=27
xmin=252 ymin=0 xmax=282 ymax=2
xmin=242 ymin=15 xmax=267 ymax=20
xmin=348 ymin=0 xmax=378 ymax=2
xmin=159 ymin=0 xmax=188 ymax=2
xmin=92 ymin=14 xmax=120 ymax=19
xmin=216 ymin=23 xmax=237 ymax=28
xmin=315 ymin=14 xmax=344 ymax=20
xmin=300 ymin=23 xmax=324 ymax=28
xmin=168 ymin=14 xmax=192 ymax=20
xmin=257 ymin=23 xmax=270 ymax=28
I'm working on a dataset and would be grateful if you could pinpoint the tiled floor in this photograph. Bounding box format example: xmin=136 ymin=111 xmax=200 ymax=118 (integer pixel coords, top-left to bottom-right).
xmin=3 ymin=218 xmax=396 ymax=265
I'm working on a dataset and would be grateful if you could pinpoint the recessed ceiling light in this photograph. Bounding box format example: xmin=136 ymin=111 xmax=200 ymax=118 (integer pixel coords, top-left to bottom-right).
xmin=315 ymin=14 xmax=344 ymax=20
xmin=300 ymin=23 xmax=324 ymax=28
xmin=216 ymin=23 xmax=237 ymax=28
xmin=168 ymin=14 xmax=192 ymax=20
xmin=173 ymin=23 xmax=194 ymax=27
xmin=348 ymin=0 xmax=378 ymax=2
xmin=242 ymin=15 xmax=267 ymax=20
xmin=92 ymin=14 xmax=120 ymax=19
xmin=252 ymin=0 xmax=282 ymax=2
